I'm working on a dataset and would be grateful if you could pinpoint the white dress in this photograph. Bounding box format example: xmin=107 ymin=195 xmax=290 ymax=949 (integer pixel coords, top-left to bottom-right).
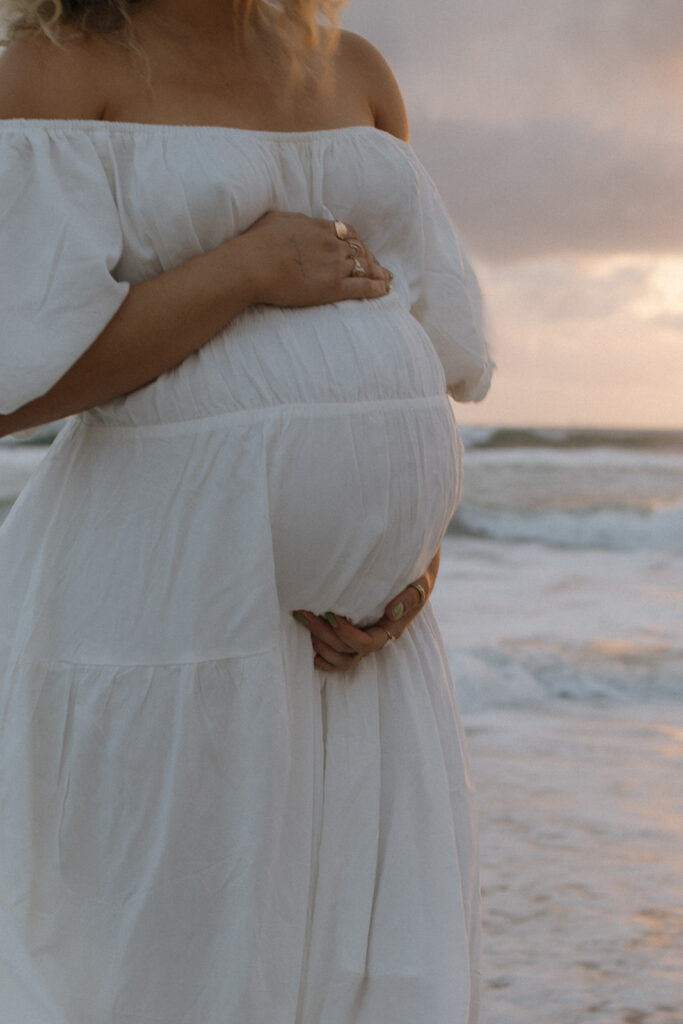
xmin=0 ymin=120 xmax=493 ymax=1024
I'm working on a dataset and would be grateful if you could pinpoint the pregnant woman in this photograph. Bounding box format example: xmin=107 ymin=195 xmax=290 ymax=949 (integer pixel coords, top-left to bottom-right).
xmin=0 ymin=1 xmax=493 ymax=1022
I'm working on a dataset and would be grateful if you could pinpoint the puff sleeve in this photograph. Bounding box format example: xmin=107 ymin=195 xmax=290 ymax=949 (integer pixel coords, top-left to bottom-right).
xmin=410 ymin=160 xmax=495 ymax=402
xmin=0 ymin=124 xmax=131 ymax=416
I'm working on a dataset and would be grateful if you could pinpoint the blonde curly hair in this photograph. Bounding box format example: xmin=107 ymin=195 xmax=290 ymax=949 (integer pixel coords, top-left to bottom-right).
xmin=0 ymin=1 xmax=346 ymax=85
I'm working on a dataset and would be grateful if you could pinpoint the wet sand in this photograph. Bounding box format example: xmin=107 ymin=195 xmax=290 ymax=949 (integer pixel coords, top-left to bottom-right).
xmin=465 ymin=703 xmax=683 ymax=1024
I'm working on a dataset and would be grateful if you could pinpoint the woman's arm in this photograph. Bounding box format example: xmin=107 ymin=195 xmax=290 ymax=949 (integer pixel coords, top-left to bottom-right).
xmin=0 ymin=213 xmax=391 ymax=438
xmin=1 ymin=235 xmax=252 ymax=435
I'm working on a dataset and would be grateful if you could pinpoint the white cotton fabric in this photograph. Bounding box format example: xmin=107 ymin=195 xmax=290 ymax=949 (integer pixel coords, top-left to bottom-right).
xmin=0 ymin=120 xmax=492 ymax=1024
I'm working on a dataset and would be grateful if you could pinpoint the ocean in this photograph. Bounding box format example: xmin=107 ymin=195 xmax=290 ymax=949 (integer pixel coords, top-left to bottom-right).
xmin=1 ymin=422 xmax=682 ymax=1021
xmin=436 ymin=424 xmax=683 ymax=711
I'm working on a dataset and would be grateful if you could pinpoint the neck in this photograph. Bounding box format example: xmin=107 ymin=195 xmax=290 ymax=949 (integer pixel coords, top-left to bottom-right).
xmin=140 ymin=0 xmax=261 ymax=39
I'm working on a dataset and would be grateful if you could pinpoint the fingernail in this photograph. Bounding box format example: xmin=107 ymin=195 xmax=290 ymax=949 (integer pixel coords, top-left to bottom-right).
xmin=392 ymin=602 xmax=404 ymax=619
xmin=386 ymin=281 xmax=392 ymax=293
xmin=323 ymin=612 xmax=338 ymax=628
xmin=293 ymin=611 xmax=308 ymax=625
xmin=388 ymin=270 xmax=394 ymax=281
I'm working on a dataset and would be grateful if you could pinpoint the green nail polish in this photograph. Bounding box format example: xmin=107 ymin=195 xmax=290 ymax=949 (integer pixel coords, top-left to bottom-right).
xmin=293 ymin=612 xmax=308 ymax=625
xmin=392 ymin=602 xmax=404 ymax=619
xmin=324 ymin=612 xmax=338 ymax=628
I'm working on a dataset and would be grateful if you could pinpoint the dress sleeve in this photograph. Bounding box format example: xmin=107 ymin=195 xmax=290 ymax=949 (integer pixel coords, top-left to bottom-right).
xmin=410 ymin=160 xmax=495 ymax=402
xmin=0 ymin=125 xmax=131 ymax=417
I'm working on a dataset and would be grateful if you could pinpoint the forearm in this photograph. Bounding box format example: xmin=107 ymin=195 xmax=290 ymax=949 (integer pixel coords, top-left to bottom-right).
xmin=0 ymin=210 xmax=392 ymax=439
xmin=0 ymin=234 xmax=257 ymax=437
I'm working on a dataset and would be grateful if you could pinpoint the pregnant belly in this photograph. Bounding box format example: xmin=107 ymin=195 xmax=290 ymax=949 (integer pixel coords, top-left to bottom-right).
xmin=1 ymin=394 xmax=462 ymax=665
xmin=265 ymin=396 xmax=463 ymax=624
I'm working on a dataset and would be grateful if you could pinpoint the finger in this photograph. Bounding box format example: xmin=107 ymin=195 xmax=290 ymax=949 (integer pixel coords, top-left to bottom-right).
xmin=367 ymin=264 xmax=393 ymax=284
xmin=350 ymin=247 xmax=389 ymax=281
xmin=344 ymin=239 xmax=365 ymax=259
xmin=313 ymin=652 xmax=362 ymax=673
xmin=345 ymin=253 xmax=372 ymax=280
xmin=292 ymin=610 xmax=357 ymax=654
xmin=364 ymin=262 xmax=393 ymax=288
xmin=384 ymin=577 xmax=429 ymax=623
xmin=335 ymin=245 xmax=388 ymax=291
xmin=363 ymin=621 xmax=402 ymax=650
xmin=313 ymin=654 xmax=337 ymax=671
xmin=322 ymin=613 xmax=394 ymax=656
xmin=312 ymin=635 xmax=364 ymax=670
xmin=344 ymin=255 xmax=379 ymax=280
xmin=338 ymin=276 xmax=392 ymax=301
xmin=339 ymin=239 xmax=391 ymax=286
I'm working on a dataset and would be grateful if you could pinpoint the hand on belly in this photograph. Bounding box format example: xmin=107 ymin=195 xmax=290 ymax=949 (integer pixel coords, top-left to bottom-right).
xmin=292 ymin=547 xmax=440 ymax=672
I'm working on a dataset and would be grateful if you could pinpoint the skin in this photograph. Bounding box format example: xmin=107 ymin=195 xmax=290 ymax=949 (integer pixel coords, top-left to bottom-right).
xmin=0 ymin=0 xmax=441 ymax=671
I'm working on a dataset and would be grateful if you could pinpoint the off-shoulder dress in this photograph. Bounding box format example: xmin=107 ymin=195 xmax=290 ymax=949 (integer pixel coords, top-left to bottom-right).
xmin=0 ymin=120 xmax=493 ymax=1024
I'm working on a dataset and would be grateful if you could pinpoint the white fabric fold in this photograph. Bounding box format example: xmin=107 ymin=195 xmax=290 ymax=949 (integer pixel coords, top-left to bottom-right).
xmin=0 ymin=128 xmax=130 ymax=415
xmin=409 ymin=162 xmax=495 ymax=401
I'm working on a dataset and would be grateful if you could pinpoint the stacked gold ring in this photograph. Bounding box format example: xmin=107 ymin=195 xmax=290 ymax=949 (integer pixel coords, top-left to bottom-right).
xmin=408 ymin=582 xmax=427 ymax=605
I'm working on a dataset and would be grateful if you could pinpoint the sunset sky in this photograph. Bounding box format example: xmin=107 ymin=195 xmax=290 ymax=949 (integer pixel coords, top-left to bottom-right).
xmin=345 ymin=0 xmax=683 ymax=429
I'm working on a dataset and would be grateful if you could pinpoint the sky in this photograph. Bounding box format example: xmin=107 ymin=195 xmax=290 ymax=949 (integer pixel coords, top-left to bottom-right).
xmin=344 ymin=0 xmax=683 ymax=428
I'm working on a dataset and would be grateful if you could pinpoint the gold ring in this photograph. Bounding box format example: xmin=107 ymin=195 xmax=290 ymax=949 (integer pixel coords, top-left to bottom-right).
xmin=384 ymin=629 xmax=397 ymax=644
xmin=347 ymin=239 xmax=362 ymax=254
xmin=408 ymin=582 xmax=427 ymax=605
xmin=334 ymin=219 xmax=349 ymax=240
xmin=351 ymin=257 xmax=365 ymax=277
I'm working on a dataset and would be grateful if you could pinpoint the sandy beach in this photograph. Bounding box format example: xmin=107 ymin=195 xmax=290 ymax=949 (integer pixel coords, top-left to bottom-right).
xmin=466 ymin=703 xmax=683 ymax=1024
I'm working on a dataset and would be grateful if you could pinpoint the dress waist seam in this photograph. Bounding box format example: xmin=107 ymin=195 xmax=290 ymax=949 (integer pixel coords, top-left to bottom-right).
xmin=78 ymin=393 xmax=449 ymax=437
xmin=3 ymin=645 xmax=279 ymax=672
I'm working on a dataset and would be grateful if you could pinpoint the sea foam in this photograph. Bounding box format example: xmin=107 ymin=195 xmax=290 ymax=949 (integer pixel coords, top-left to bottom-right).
xmin=451 ymin=499 xmax=683 ymax=551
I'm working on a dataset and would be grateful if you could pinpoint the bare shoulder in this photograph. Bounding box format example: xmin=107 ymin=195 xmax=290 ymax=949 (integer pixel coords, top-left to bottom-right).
xmin=0 ymin=29 xmax=110 ymax=120
xmin=336 ymin=30 xmax=409 ymax=142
